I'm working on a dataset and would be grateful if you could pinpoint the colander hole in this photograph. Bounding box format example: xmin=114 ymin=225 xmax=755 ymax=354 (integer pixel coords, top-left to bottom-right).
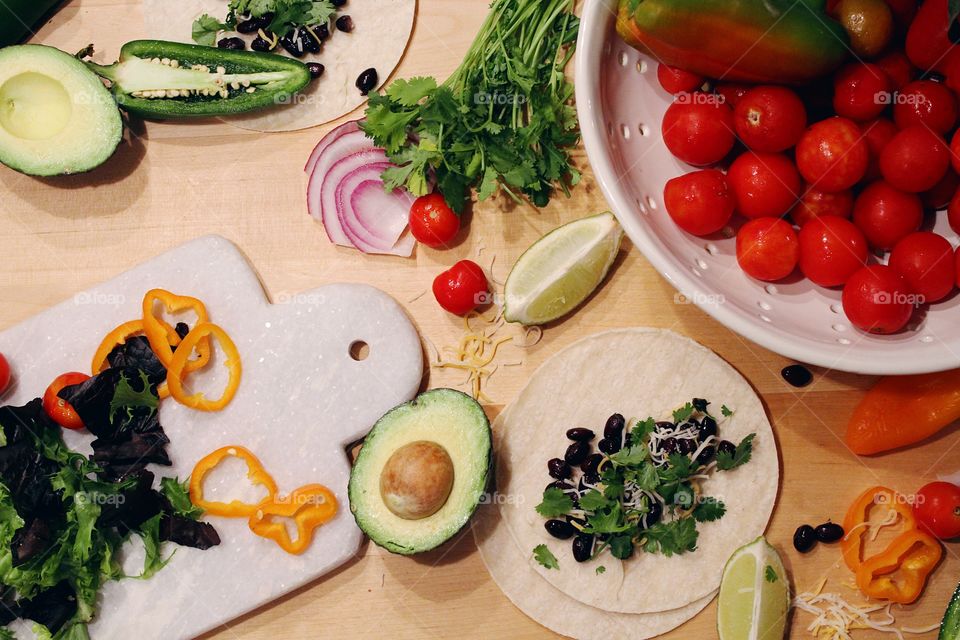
xmin=829 ymin=304 xmax=842 ymax=314
xmin=705 ymin=243 xmax=719 ymax=255
xmin=621 ymin=124 xmax=631 ymax=140
xmin=764 ymin=284 xmax=779 ymax=295
xmin=692 ymin=267 xmax=702 ymax=277
xmin=618 ymin=51 xmax=629 ymax=66
xmin=638 ymin=123 xmax=650 ymax=137
xmin=645 ymin=195 xmax=658 ymax=210
xmin=757 ymin=301 xmax=771 ymax=311
xmin=604 ymin=43 xmax=612 ymax=56
xmin=637 ymin=198 xmax=649 ymax=215
xmin=919 ymin=335 xmax=934 ymax=343
xmin=832 ymin=323 xmax=847 ymax=332
xmin=636 ymin=60 xmax=648 ymax=73
xmin=837 ymin=337 xmax=851 ymax=345
xmin=695 ymin=258 xmax=708 ymax=270
xmin=759 ymin=314 xmax=772 ymax=323
xmin=607 ymin=122 xmax=614 ymax=137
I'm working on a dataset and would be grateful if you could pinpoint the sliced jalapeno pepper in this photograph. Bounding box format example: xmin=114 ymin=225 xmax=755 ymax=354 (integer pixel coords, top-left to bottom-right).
xmin=86 ymin=40 xmax=311 ymax=118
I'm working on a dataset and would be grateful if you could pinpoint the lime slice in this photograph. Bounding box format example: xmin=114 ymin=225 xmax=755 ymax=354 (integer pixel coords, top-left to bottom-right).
xmin=718 ymin=536 xmax=790 ymax=640
xmin=503 ymin=212 xmax=623 ymax=325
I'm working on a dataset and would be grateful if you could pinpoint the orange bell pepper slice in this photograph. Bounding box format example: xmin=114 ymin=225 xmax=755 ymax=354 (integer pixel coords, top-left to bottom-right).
xmin=248 ymin=484 xmax=338 ymax=555
xmin=166 ymin=322 xmax=241 ymax=412
xmin=142 ymin=289 xmax=212 ymax=373
xmin=91 ymin=319 xmax=170 ymax=399
xmin=846 ymin=369 xmax=960 ymax=455
xmin=841 ymin=486 xmax=917 ymax=572
xmin=189 ymin=446 xmax=278 ymax=518
xmin=855 ymin=528 xmax=943 ymax=604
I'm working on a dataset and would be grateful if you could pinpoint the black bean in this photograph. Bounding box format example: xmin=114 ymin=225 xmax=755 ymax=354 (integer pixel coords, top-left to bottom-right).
xmin=697 ymin=416 xmax=717 ymax=441
xmin=604 ymin=413 xmax=625 ymax=439
xmin=252 ymin=13 xmax=274 ymax=29
xmin=356 ymin=67 xmax=378 ymax=95
xmin=660 ymin=438 xmax=678 ymax=455
xmin=279 ymin=32 xmax=305 ymax=57
xmin=564 ymin=441 xmax=589 ymax=466
xmin=315 ymin=23 xmax=330 ymax=40
xmin=300 ymin=26 xmax=322 ymax=54
xmin=331 ymin=0 xmax=347 ymax=6
xmin=579 ymin=473 xmax=600 ymax=488
xmin=251 ymin=35 xmax=275 ymax=51
xmin=217 ymin=37 xmax=245 ymax=50
xmin=306 ymin=62 xmax=325 ymax=79
xmin=572 ymin=534 xmax=593 ymax=562
xmin=781 ymin=364 xmax=813 ymax=388
xmin=696 ymin=446 xmax=716 ymax=466
xmin=545 ymin=519 xmax=576 ymax=540
xmin=677 ymin=438 xmax=697 ymax=455
xmin=336 ymin=15 xmax=354 ymax=32
xmin=644 ymin=501 xmax=663 ymax=527
xmin=545 ymin=481 xmax=574 ymax=493
xmin=793 ymin=524 xmax=817 ymax=553
xmin=692 ymin=398 xmax=709 ymax=413
xmin=717 ymin=440 xmax=737 ymax=457
xmin=236 ymin=18 xmax=259 ymax=34
xmin=598 ymin=437 xmax=621 ymax=455
xmin=174 ymin=322 xmax=190 ymax=340
xmin=580 ymin=453 xmax=603 ymax=475
xmin=566 ymin=428 xmax=595 ymax=442
xmin=548 ymin=458 xmax=571 ymax=480
xmin=655 ymin=421 xmax=676 ymax=432
xmin=815 ymin=521 xmax=845 ymax=543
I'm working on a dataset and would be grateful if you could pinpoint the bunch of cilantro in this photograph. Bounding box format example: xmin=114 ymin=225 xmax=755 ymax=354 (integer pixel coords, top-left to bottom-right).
xmin=193 ymin=0 xmax=338 ymax=45
xmin=361 ymin=0 xmax=580 ymax=213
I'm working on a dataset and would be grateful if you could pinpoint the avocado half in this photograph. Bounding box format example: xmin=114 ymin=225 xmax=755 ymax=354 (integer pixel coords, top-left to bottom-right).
xmin=349 ymin=388 xmax=491 ymax=555
xmin=0 ymin=45 xmax=122 ymax=176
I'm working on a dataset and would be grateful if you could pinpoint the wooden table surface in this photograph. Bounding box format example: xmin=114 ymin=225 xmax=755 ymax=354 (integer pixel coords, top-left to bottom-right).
xmin=3 ymin=1 xmax=959 ymax=638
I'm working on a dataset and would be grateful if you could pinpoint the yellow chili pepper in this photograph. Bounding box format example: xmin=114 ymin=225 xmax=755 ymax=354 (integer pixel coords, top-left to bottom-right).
xmin=142 ymin=288 xmax=211 ymax=373
xmin=189 ymin=446 xmax=278 ymax=518
xmin=855 ymin=528 xmax=943 ymax=604
xmin=841 ymin=486 xmax=917 ymax=572
xmin=166 ymin=322 xmax=241 ymax=412
xmin=248 ymin=484 xmax=338 ymax=555
xmin=90 ymin=319 xmax=170 ymax=399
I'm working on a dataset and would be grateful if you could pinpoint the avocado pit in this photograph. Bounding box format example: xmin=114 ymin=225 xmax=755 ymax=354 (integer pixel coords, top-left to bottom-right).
xmin=379 ymin=440 xmax=454 ymax=520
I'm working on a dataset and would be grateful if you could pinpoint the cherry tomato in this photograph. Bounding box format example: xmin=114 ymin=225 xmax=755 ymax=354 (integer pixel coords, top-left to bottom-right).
xmin=432 ymin=260 xmax=490 ymax=316
xmin=943 ymin=47 xmax=960 ymax=97
xmin=835 ymin=0 xmax=893 ymax=59
xmin=956 ymin=245 xmax=960 ymax=288
xmin=42 ymin=372 xmax=90 ymax=430
xmin=921 ymin=168 xmax=960 ymax=210
xmin=663 ymin=169 xmax=735 ymax=236
xmin=715 ymin=83 xmax=751 ymax=107
xmin=727 ymin=152 xmax=801 ymax=218
xmin=733 ymin=86 xmax=807 ymax=152
xmin=0 ymin=353 xmax=9 ymax=395
xmin=409 ymin=194 xmax=460 ymax=248
xmin=832 ymin=63 xmax=890 ymax=122
xmin=882 ymin=0 xmax=917 ymax=28
xmin=661 ymin=95 xmax=736 ymax=166
xmin=949 ymin=186 xmax=960 ymax=234
xmin=792 ymin=186 xmax=854 ymax=227
xmin=879 ymin=126 xmax=950 ymax=193
xmin=842 ymin=265 xmax=915 ymax=334
xmin=906 ymin=0 xmax=957 ymax=72
xmin=914 ymin=481 xmax=960 ymax=540
xmin=736 ymin=218 xmax=800 ymax=282
xmin=949 ymin=129 xmax=960 ymax=175
xmin=799 ymin=217 xmax=869 ymax=287
xmin=852 ymin=181 xmax=923 ymax=250
xmin=861 ymin=117 xmax=898 ymax=182
xmin=893 ymin=80 xmax=958 ymax=134
xmin=875 ymin=51 xmax=916 ymax=90
xmin=656 ymin=64 xmax=704 ymax=95
xmin=796 ymin=117 xmax=869 ymax=192
xmin=889 ymin=232 xmax=956 ymax=303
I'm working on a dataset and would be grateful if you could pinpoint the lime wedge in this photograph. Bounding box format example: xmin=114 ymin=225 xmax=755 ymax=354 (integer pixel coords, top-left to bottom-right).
xmin=718 ymin=536 xmax=790 ymax=640
xmin=503 ymin=212 xmax=623 ymax=325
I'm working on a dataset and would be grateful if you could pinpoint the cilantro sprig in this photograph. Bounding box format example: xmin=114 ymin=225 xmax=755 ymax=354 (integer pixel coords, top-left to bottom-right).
xmin=192 ymin=0 xmax=338 ymax=45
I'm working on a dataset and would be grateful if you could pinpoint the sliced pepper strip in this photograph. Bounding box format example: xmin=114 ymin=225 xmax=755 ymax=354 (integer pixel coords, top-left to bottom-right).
xmin=166 ymin=322 xmax=241 ymax=412
xmin=189 ymin=445 xmax=278 ymax=518
xmin=142 ymin=288 xmax=211 ymax=373
xmin=855 ymin=528 xmax=943 ymax=604
xmin=248 ymin=484 xmax=338 ymax=555
xmin=841 ymin=486 xmax=917 ymax=572
xmin=91 ymin=319 xmax=170 ymax=399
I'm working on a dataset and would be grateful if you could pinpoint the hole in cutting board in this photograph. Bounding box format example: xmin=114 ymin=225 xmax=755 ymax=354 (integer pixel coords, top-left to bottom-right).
xmin=349 ymin=341 xmax=370 ymax=361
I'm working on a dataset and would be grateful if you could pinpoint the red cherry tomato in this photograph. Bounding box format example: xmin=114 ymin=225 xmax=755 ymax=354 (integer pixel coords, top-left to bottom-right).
xmin=906 ymin=0 xmax=956 ymax=72
xmin=736 ymin=218 xmax=800 ymax=282
xmin=796 ymin=117 xmax=869 ymax=192
xmin=889 ymin=232 xmax=956 ymax=303
xmin=715 ymin=83 xmax=751 ymax=107
xmin=879 ymin=126 xmax=950 ymax=193
xmin=949 ymin=129 xmax=960 ymax=175
xmin=944 ymin=47 xmax=960 ymax=96
xmin=861 ymin=118 xmax=898 ymax=182
xmin=733 ymin=86 xmax=807 ymax=152
xmin=949 ymin=187 xmax=960 ymax=234
xmin=42 ymin=372 xmax=90 ymax=430
xmin=956 ymin=245 xmax=960 ymax=288
xmin=432 ymin=260 xmax=490 ymax=316
xmin=852 ymin=181 xmax=923 ymax=250
xmin=661 ymin=94 xmax=736 ymax=166
xmin=663 ymin=169 xmax=735 ymax=236
xmin=921 ymin=168 xmax=960 ymax=210
xmin=0 ymin=353 xmax=9 ymax=395
xmin=727 ymin=151 xmax=801 ymax=218
xmin=893 ymin=80 xmax=959 ymax=134
xmin=656 ymin=64 xmax=705 ymax=95
xmin=914 ymin=481 xmax=960 ymax=540
xmin=409 ymin=194 xmax=460 ymax=248
xmin=792 ymin=187 xmax=854 ymax=227
xmin=799 ymin=217 xmax=869 ymax=287
xmin=883 ymin=0 xmax=917 ymax=28
xmin=842 ymin=265 xmax=915 ymax=334
xmin=832 ymin=63 xmax=890 ymax=122
xmin=875 ymin=50 xmax=916 ymax=90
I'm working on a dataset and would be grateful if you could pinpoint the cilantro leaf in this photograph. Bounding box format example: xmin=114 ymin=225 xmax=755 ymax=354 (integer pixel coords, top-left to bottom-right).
xmin=765 ymin=565 xmax=778 ymax=583
xmin=672 ymin=402 xmax=694 ymax=423
xmin=578 ymin=489 xmax=611 ymax=512
xmin=628 ymin=463 xmax=660 ymax=493
xmin=721 ymin=404 xmax=734 ymax=417
xmin=535 ymin=487 xmax=573 ymax=517
xmin=629 ymin=417 xmax=656 ymax=445
xmin=533 ymin=544 xmax=559 ymax=570
xmin=673 ymin=483 xmax=695 ymax=510
xmin=692 ymin=498 xmax=726 ymax=522
xmin=716 ymin=433 xmax=756 ymax=471
xmin=191 ymin=14 xmax=229 ymax=46
xmin=386 ymin=77 xmax=439 ymax=107
xmin=585 ymin=504 xmax=633 ymax=535
xmin=609 ymin=444 xmax=648 ymax=467
xmin=595 ymin=565 xmax=606 ymax=575
xmin=608 ymin=534 xmax=634 ymax=560
xmin=642 ymin=518 xmax=699 ymax=556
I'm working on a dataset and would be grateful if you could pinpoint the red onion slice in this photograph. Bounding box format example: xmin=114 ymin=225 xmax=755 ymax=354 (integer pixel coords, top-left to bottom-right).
xmin=336 ymin=163 xmax=415 ymax=256
xmin=304 ymin=119 xmax=361 ymax=175
xmin=308 ymin=137 xmax=381 ymax=246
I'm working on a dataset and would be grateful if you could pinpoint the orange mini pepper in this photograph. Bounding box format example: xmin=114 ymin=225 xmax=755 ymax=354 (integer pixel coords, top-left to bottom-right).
xmin=91 ymin=319 xmax=170 ymax=399
xmin=166 ymin=322 xmax=241 ymax=412
xmin=841 ymin=486 xmax=917 ymax=572
xmin=855 ymin=528 xmax=943 ymax=604
xmin=142 ymin=288 xmax=212 ymax=373
xmin=189 ymin=446 xmax=278 ymax=518
xmin=846 ymin=369 xmax=960 ymax=455
xmin=248 ymin=484 xmax=338 ymax=555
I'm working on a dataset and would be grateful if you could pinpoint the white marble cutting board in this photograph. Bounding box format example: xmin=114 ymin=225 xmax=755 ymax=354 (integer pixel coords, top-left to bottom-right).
xmin=0 ymin=235 xmax=424 ymax=639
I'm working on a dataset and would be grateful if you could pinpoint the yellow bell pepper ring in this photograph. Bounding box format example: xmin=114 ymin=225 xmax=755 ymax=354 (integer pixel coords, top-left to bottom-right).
xmin=189 ymin=446 xmax=278 ymax=518
xmin=166 ymin=322 xmax=242 ymax=412
xmin=142 ymin=288 xmax=212 ymax=373
xmin=248 ymin=484 xmax=339 ymax=555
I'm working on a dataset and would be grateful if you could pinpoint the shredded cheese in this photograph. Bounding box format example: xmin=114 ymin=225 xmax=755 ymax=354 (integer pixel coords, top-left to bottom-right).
xmin=433 ymin=310 xmax=514 ymax=402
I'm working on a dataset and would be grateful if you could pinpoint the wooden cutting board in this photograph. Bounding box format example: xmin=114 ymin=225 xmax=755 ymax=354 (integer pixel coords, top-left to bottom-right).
xmin=0 ymin=236 xmax=424 ymax=639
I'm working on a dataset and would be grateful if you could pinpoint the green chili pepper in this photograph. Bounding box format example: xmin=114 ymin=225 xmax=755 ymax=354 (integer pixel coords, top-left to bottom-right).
xmin=86 ymin=40 xmax=311 ymax=119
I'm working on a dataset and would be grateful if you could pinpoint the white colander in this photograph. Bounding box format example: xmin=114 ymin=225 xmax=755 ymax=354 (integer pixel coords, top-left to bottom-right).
xmin=576 ymin=0 xmax=960 ymax=375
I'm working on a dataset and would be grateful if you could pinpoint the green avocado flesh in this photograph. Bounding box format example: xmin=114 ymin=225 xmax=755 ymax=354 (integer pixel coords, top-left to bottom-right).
xmin=349 ymin=389 xmax=491 ymax=555
xmin=0 ymin=45 xmax=122 ymax=176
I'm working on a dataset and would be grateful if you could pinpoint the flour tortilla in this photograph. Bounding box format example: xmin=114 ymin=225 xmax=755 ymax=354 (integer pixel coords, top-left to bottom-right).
xmin=493 ymin=328 xmax=779 ymax=616
xmin=142 ymin=0 xmax=415 ymax=131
